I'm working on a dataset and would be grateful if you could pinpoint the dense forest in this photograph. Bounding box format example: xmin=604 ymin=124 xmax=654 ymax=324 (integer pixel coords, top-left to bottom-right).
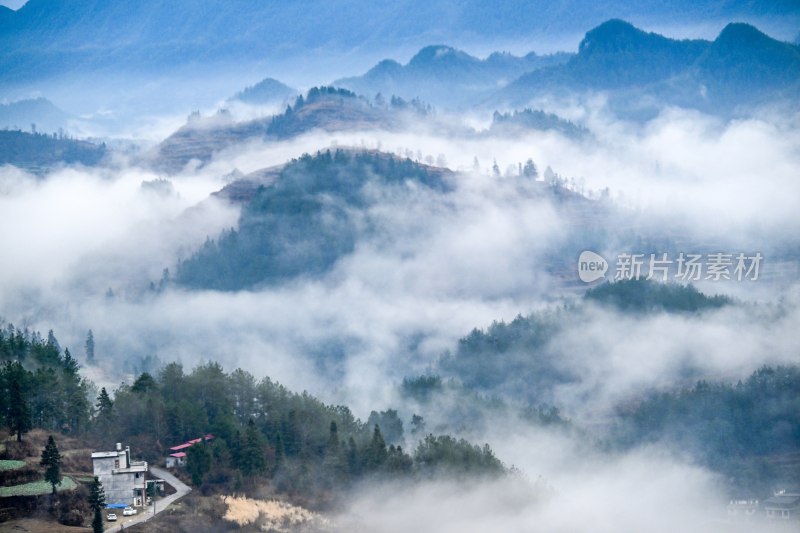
xmin=176 ymin=149 xmax=451 ymax=290
xmin=614 ymin=365 xmax=800 ymax=495
xmin=0 ymin=324 xmax=92 ymax=440
xmin=0 ymin=323 xmax=504 ymax=510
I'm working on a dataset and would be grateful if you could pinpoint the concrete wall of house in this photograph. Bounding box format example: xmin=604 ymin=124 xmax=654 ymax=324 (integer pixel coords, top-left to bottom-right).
xmin=92 ymin=445 xmax=147 ymax=506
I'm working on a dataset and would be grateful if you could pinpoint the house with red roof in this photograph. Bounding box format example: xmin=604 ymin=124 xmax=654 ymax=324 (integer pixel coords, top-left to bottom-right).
xmin=165 ymin=434 xmax=214 ymax=468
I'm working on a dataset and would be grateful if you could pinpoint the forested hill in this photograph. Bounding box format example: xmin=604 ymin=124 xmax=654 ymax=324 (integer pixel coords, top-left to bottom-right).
xmin=428 ymin=280 xmax=799 ymax=493
xmin=438 ymin=280 xmax=732 ymax=401
xmin=1 ymin=323 xmax=506 ymax=510
xmin=176 ymin=149 xmax=452 ymax=290
xmin=152 ymin=87 xmax=428 ymax=174
xmin=615 ymin=365 xmax=800 ymax=494
xmin=0 ymin=130 xmax=107 ymax=173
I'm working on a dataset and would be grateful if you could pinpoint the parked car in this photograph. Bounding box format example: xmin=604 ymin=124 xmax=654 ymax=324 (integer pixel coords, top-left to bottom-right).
xmin=107 ymin=513 xmax=117 ymax=521
xmin=123 ymin=506 xmax=138 ymax=516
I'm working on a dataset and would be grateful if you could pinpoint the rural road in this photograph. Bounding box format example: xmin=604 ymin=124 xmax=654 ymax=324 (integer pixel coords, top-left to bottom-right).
xmin=105 ymin=466 xmax=191 ymax=532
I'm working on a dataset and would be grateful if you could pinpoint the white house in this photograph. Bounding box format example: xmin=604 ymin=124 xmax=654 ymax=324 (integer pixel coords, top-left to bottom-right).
xmin=763 ymin=491 xmax=800 ymax=522
xmin=91 ymin=443 xmax=148 ymax=507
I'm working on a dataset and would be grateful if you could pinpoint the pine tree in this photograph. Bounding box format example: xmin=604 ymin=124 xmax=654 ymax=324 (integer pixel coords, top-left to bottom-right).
xmin=240 ymin=419 xmax=266 ymax=476
xmin=7 ymin=363 xmax=31 ymax=441
xmin=92 ymin=507 xmax=103 ymax=533
xmin=366 ymin=425 xmax=388 ymax=470
xmin=186 ymin=441 xmax=212 ymax=486
xmin=88 ymin=476 xmax=105 ymax=533
xmin=523 ymin=158 xmax=538 ymax=178
xmin=327 ymin=421 xmax=340 ymax=453
xmin=273 ymin=432 xmax=284 ymax=471
xmin=346 ymin=436 xmax=360 ymax=476
xmin=96 ymin=388 xmax=113 ymax=416
xmin=46 ymin=330 xmax=60 ymax=353
xmin=40 ymin=435 xmax=62 ymax=495
xmin=85 ymin=330 xmax=95 ymax=364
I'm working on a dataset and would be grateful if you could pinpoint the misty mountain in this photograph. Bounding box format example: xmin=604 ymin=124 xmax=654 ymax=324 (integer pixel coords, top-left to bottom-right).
xmin=335 ymin=45 xmax=571 ymax=108
xmin=437 ymin=280 xmax=731 ymax=404
xmin=614 ymin=365 xmax=800 ymax=495
xmin=2 ymin=0 xmax=798 ymax=86
xmin=490 ymin=109 xmax=589 ymax=140
xmin=688 ymin=23 xmax=800 ymax=106
xmin=229 ymin=77 xmax=298 ymax=105
xmin=500 ymin=19 xmax=800 ymax=117
xmin=175 ymin=149 xmax=452 ymax=290
xmin=0 ymin=98 xmax=72 ymax=133
xmin=0 ymin=130 xmax=107 ymax=173
xmin=152 ymin=87 xmax=405 ymax=173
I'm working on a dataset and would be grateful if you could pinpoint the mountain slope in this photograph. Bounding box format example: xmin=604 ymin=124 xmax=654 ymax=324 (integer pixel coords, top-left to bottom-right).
xmin=175 ymin=149 xmax=452 ymax=290
xmin=152 ymin=87 xmax=399 ymax=173
xmin=690 ymin=23 xmax=800 ymax=103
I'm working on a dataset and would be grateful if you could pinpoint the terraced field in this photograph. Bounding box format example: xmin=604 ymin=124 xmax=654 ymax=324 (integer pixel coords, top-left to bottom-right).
xmin=0 ymin=477 xmax=76 ymax=497
xmin=0 ymin=461 xmax=25 ymax=472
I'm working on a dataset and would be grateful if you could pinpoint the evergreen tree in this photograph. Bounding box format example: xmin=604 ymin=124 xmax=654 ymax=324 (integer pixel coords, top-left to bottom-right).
xmin=96 ymin=388 xmax=113 ymax=416
xmin=523 ymin=158 xmax=538 ymax=178
xmin=327 ymin=420 xmax=340 ymax=453
xmin=366 ymin=425 xmax=388 ymax=470
xmin=240 ymin=418 xmax=266 ymax=476
xmin=88 ymin=476 xmax=105 ymax=533
xmin=492 ymin=159 xmax=501 ymax=177
xmin=85 ymin=330 xmax=95 ymax=364
xmin=273 ymin=431 xmax=284 ymax=471
xmin=46 ymin=330 xmax=60 ymax=353
xmin=6 ymin=363 xmax=31 ymax=441
xmin=40 ymin=435 xmax=62 ymax=494
xmin=346 ymin=436 xmax=360 ymax=476
xmin=186 ymin=441 xmax=212 ymax=486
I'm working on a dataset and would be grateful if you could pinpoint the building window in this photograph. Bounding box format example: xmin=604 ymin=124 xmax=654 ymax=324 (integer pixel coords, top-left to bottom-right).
xmin=114 ymin=459 xmax=120 ymax=469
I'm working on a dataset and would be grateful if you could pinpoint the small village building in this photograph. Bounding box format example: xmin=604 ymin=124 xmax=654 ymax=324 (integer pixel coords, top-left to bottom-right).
xmin=726 ymin=498 xmax=759 ymax=521
xmin=91 ymin=443 xmax=148 ymax=507
xmin=763 ymin=491 xmax=800 ymax=522
xmin=165 ymin=434 xmax=214 ymax=468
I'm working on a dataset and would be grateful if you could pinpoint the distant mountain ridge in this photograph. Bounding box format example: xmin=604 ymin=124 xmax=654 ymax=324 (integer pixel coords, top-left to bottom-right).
xmin=1 ymin=0 xmax=798 ymax=85
xmin=500 ymin=20 xmax=800 ymax=116
xmin=335 ymin=45 xmax=571 ymax=108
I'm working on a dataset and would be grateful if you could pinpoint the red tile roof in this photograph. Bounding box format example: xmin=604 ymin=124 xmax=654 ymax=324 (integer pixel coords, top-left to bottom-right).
xmin=168 ymin=434 xmax=215 ymax=452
